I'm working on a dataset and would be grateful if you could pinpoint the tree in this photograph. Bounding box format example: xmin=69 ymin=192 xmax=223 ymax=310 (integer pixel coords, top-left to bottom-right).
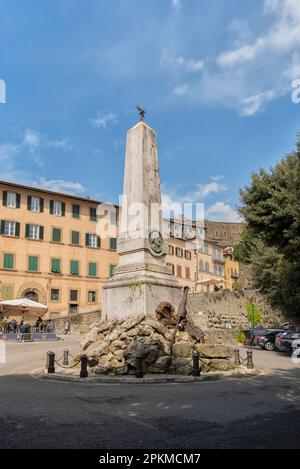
xmin=236 ymin=136 xmax=300 ymax=318
xmin=247 ymin=302 xmax=261 ymax=327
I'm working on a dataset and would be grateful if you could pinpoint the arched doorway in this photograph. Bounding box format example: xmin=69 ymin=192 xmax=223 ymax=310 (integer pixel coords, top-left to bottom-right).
xmin=23 ymin=290 xmax=39 ymax=302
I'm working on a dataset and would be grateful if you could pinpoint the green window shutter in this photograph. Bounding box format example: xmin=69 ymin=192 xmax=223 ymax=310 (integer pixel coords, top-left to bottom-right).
xmin=39 ymin=226 xmax=44 ymax=240
xmin=72 ymin=204 xmax=80 ymax=218
xmin=2 ymin=285 xmax=13 ymax=300
xmin=16 ymin=193 xmax=21 ymax=208
xmin=61 ymin=202 xmax=66 ymax=217
xmin=3 ymin=253 xmax=14 ymax=269
xmin=25 ymin=224 xmax=30 ymax=238
xmin=15 ymin=222 xmax=20 ymax=237
xmin=109 ymin=264 xmax=116 ymax=278
xmin=85 ymin=233 xmax=89 ymax=246
xmin=51 ymin=258 xmax=61 ymax=273
xmin=28 ymin=256 xmax=38 ymax=272
xmin=88 ymin=262 xmax=97 ymax=277
xmin=50 ymin=200 xmax=54 ymax=214
xmin=97 ymin=236 xmax=101 ymax=248
xmin=52 ymin=228 xmax=61 ymax=243
xmin=3 ymin=191 xmax=7 ymax=206
xmin=110 ymin=237 xmax=117 ymax=250
xmin=40 ymin=198 xmax=44 ymax=213
xmin=27 ymin=196 xmax=32 ymax=211
xmin=70 ymin=260 xmax=79 ymax=275
xmin=71 ymin=231 xmax=79 ymax=245
xmin=0 ymin=220 xmax=5 ymax=234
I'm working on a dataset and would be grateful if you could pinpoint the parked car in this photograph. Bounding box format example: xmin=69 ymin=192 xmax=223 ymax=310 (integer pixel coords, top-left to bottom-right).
xmin=275 ymin=331 xmax=300 ymax=354
xmin=244 ymin=327 xmax=267 ymax=346
xmin=257 ymin=329 xmax=288 ymax=351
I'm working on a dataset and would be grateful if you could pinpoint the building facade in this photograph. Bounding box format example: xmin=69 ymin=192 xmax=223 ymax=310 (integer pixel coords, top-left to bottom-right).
xmin=0 ymin=181 xmax=119 ymax=318
xmin=0 ymin=181 xmax=241 ymax=319
xmin=204 ymin=220 xmax=246 ymax=245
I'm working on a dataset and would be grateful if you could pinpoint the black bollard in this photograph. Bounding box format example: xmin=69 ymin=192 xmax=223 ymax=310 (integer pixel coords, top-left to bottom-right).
xmin=135 ymin=356 xmax=144 ymax=379
xmin=47 ymin=351 xmax=55 ymax=374
xmin=63 ymin=350 xmax=69 ymax=366
xmin=192 ymin=352 xmax=201 ymax=377
xmin=80 ymin=354 xmax=88 ymax=378
xmin=247 ymin=350 xmax=254 ymax=369
xmin=234 ymin=348 xmax=241 ymax=366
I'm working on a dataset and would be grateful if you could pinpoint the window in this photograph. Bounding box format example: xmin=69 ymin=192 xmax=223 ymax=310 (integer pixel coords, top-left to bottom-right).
xmin=72 ymin=204 xmax=80 ymax=219
xmin=6 ymin=192 xmax=17 ymax=208
xmin=51 ymin=258 xmax=61 ymax=274
xmin=1 ymin=285 xmax=13 ymax=300
xmin=90 ymin=207 xmax=97 ymax=222
xmin=175 ymin=247 xmax=183 ymax=258
xmin=86 ymin=233 xmax=100 ymax=248
xmin=71 ymin=231 xmax=80 ymax=245
xmin=1 ymin=220 xmax=19 ymax=237
xmin=52 ymin=228 xmax=62 ymax=243
xmin=184 ymin=250 xmax=192 ymax=260
xmin=218 ymin=266 xmax=223 ymax=276
xmin=214 ymin=265 xmax=218 ymax=275
xmin=199 ymin=260 xmax=204 ymax=271
xmin=50 ymin=200 xmax=65 ymax=217
xmin=28 ymin=256 xmax=38 ymax=272
xmin=110 ymin=211 xmax=117 ymax=225
xmin=185 ymin=267 xmax=190 ymax=279
xmin=109 ymin=237 xmax=117 ymax=251
xmin=51 ymin=289 xmax=60 ymax=301
xmin=88 ymin=291 xmax=96 ymax=303
xmin=28 ymin=196 xmax=43 ymax=212
xmin=168 ymin=245 xmax=174 ymax=255
xmin=3 ymin=253 xmax=14 ymax=270
xmin=88 ymin=262 xmax=97 ymax=277
xmin=168 ymin=263 xmax=175 ymax=275
xmin=177 ymin=265 xmax=182 ymax=277
xmin=204 ymin=244 xmax=209 ymax=254
xmin=109 ymin=264 xmax=117 ymax=277
xmin=70 ymin=290 xmax=78 ymax=302
xmin=70 ymin=260 xmax=79 ymax=276
xmin=26 ymin=224 xmax=40 ymax=240
xmin=205 ymin=261 xmax=209 ymax=272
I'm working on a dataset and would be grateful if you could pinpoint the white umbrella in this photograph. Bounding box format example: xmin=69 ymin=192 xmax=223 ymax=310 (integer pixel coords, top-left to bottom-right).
xmin=0 ymin=298 xmax=47 ymax=318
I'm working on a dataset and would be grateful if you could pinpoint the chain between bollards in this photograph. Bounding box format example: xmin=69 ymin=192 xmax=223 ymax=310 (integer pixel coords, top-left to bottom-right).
xmin=135 ymin=355 xmax=144 ymax=379
xmin=47 ymin=351 xmax=55 ymax=374
xmin=192 ymin=352 xmax=201 ymax=377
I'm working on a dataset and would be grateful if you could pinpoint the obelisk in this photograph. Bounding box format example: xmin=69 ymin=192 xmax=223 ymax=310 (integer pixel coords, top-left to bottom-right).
xmin=102 ymin=111 xmax=182 ymax=320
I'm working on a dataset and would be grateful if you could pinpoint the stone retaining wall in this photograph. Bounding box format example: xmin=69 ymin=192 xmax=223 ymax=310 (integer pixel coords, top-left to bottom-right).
xmin=52 ymin=310 xmax=102 ymax=334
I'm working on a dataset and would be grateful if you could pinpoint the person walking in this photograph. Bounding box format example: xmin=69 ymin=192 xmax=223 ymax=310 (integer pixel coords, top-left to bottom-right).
xmin=64 ymin=320 xmax=70 ymax=335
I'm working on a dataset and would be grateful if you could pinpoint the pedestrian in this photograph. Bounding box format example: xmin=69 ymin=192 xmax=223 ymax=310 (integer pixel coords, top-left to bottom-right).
xmin=64 ymin=320 xmax=70 ymax=335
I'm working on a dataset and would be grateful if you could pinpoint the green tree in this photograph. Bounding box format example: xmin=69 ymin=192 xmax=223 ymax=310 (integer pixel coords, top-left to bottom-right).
xmin=247 ymin=302 xmax=261 ymax=327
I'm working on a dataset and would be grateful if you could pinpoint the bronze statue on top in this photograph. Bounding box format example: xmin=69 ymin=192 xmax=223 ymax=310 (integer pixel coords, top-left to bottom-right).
xmin=137 ymin=106 xmax=146 ymax=122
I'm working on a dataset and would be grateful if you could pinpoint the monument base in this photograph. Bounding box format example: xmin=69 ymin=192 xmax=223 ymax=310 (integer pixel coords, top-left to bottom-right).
xmin=102 ymin=272 xmax=183 ymax=321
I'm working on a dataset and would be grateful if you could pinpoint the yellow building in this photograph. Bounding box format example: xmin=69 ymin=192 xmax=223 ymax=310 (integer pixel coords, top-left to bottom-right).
xmin=223 ymin=246 xmax=240 ymax=290
xmin=0 ymin=180 xmax=119 ymax=318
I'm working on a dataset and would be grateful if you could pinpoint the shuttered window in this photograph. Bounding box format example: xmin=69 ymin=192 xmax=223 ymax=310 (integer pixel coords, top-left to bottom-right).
xmin=70 ymin=260 xmax=79 ymax=275
xmin=109 ymin=264 xmax=116 ymax=278
xmin=51 ymin=258 xmax=61 ymax=273
xmin=72 ymin=204 xmax=80 ymax=219
xmin=28 ymin=256 xmax=38 ymax=272
xmin=52 ymin=228 xmax=62 ymax=243
xmin=109 ymin=238 xmax=117 ymax=251
xmin=1 ymin=285 xmax=13 ymax=300
xmin=3 ymin=253 xmax=14 ymax=270
xmin=88 ymin=262 xmax=97 ymax=277
xmin=71 ymin=231 xmax=80 ymax=245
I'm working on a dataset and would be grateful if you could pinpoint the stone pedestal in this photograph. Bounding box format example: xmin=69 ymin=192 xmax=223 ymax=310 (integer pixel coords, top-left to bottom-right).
xmin=102 ymin=119 xmax=182 ymax=320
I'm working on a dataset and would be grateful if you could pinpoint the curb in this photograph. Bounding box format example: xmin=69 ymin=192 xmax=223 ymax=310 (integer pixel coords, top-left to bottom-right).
xmin=32 ymin=367 xmax=262 ymax=385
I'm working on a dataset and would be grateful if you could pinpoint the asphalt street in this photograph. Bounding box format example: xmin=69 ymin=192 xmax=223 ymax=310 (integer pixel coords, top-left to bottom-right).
xmin=0 ymin=337 xmax=299 ymax=449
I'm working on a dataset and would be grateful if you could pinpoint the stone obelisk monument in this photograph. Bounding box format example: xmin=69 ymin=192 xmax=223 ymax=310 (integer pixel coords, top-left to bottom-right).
xmin=102 ymin=109 xmax=182 ymax=320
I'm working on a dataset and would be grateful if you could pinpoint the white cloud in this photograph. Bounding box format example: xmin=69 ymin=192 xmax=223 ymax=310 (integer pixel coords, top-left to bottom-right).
xmin=173 ymin=83 xmax=189 ymax=96
xmin=240 ymin=88 xmax=280 ymax=116
xmin=23 ymin=129 xmax=72 ymax=153
xmin=205 ymin=202 xmax=242 ymax=222
xmin=23 ymin=129 xmax=41 ymax=152
xmin=90 ymin=112 xmax=118 ymax=129
xmin=160 ymin=51 xmax=205 ymax=73
xmin=34 ymin=178 xmax=85 ymax=194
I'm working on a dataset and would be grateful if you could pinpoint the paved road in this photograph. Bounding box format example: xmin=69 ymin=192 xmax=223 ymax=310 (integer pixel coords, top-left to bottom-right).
xmin=0 ymin=338 xmax=299 ymax=449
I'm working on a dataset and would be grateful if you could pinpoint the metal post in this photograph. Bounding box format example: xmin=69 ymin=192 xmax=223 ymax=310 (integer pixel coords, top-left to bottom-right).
xmin=192 ymin=352 xmax=201 ymax=377
xmin=247 ymin=350 xmax=254 ymax=369
xmin=47 ymin=351 xmax=55 ymax=374
xmin=135 ymin=356 xmax=144 ymax=379
xmin=234 ymin=348 xmax=241 ymax=366
xmin=80 ymin=354 xmax=88 ymax=378
xmin=63 ymin=349 xmax=69 ymax=366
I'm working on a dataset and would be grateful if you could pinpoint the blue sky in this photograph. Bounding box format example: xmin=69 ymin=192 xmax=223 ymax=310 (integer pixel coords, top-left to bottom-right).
xmin=0 ymin=0 xmax=300 ymax=221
